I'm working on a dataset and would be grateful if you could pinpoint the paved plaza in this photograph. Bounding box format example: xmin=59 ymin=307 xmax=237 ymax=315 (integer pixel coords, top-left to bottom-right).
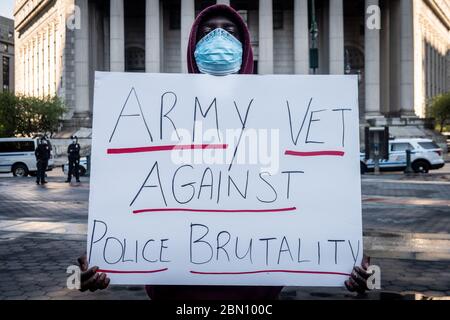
xmin=0 ymin=165 xmax=449 ymax=300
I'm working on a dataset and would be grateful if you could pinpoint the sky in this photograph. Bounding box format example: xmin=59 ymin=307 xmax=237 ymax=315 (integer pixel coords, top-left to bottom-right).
xmin=0 ymin=0 xmax=15 ymax=19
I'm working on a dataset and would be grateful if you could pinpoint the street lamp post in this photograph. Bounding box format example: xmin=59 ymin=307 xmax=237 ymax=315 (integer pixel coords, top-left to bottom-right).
xmin=309 ymin=0 xmax=319 ymax=74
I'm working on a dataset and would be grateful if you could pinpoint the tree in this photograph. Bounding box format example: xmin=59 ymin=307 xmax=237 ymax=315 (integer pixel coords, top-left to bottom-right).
xmin=0 ymin=92 xmax=19 ymax=137
xmin=429 ymin=93 xmax=450 ymax=133
xmin=0 ymin=93 xmax=67 ymax=138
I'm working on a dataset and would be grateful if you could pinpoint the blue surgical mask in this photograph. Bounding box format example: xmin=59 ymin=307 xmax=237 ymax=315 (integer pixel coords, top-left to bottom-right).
xmin=194 ymin=28 xmax=243 ymax=76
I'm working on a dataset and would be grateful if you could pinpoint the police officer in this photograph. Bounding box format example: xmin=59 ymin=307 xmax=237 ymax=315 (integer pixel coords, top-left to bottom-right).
xmin=66 ymin=136 xmax=81 ymax=183
xmin=35 ymin=137 xmax=51 ymax=185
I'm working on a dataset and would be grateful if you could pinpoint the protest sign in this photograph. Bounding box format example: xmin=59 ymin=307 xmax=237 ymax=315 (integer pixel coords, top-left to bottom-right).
xmin=87 ymin=72 xmax=362 ymax=286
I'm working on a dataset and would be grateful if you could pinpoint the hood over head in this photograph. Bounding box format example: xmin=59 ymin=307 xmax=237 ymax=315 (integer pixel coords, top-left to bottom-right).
xmin=187 ymin=4 xmax=254 ymax=74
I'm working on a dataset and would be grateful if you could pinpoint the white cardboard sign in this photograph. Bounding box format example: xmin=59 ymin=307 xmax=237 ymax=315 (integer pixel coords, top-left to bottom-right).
xmin=87 ymin=72 xmax=363 ymax=286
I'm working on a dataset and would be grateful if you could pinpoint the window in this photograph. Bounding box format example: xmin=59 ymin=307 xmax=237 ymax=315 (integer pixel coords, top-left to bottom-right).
xmin=125 ymin=47 xmax=145 ymax=72
xmin=0 ymin=141 xmax=35 ymax=153
xmin=0 ymin=142 xmax=13 ymax=153
xmin=391 ymin=143 xmax=413 ymax=152
xmin=273 ymin=10 xmax=283 ymax=30
xmin=237 ymin=10 xmax=248 ymax=26
xmin=17 ymin=141 xmax=36 ymax=152
xmin=169 ymin=8 xmax=181 ymax=30
xmin=344 ymin=46 xmax=364 ymax=74
xmin=418 ymin=142 xmax=439 ymax=150
xmin=2 ymin=56 xmax=10 ymax=92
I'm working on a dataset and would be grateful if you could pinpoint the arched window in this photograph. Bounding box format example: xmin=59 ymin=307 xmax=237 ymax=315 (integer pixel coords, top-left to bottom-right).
xmin=345 ymin=45 xmax=365 ymax=118
xmin=344 ymin=45 xmax=364 ymax=75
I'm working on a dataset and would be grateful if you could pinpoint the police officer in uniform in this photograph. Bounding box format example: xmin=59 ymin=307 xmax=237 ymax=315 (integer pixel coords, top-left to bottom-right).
xmin=66 ymin=136 xmax=81 ymax=183
xmin=35 ymin=137 xmax=51 ymax=185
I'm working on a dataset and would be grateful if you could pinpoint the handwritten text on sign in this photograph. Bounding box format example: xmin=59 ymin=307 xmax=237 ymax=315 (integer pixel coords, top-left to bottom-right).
xmin=88 ymin=72 xmax=362 ymax=286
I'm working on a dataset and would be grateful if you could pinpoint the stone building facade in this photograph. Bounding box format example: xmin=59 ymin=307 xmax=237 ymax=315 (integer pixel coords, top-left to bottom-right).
xmin=0 ymin=16 xmax=14 ymax=93
xmin=13 ymin=0 xmax=450 ymax=136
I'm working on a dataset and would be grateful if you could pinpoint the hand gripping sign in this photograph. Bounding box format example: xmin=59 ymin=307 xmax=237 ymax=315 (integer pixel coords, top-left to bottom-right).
xmin=87 ymin=72 xmax=363 ymax=286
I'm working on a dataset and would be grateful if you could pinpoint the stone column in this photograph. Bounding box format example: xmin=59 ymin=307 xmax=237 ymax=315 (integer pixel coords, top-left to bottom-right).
xmin=441 ymin=50 xmax=446 ymax=94
xmin=438 ymin=49 xmax=442 ymax=94
xmin=43 ymin=29 xmax=49 ymax=96
xmin=36 ymin=35 xmax=40 ymax=96
xmin=217 ymin=0 xmax=230 ymax=5
xmin=294 ymin=0 xmax=309 ymax=74
xmin=433 ymin=44 xmax=437 ymax=96
xmin=365 ymin=0 xmax=381 ymax=118
xmin=146 ymin=0 xmax=160 ymax=73
xmin=435 ymin=46 xmax=439 ymax=94
xmin=74 ymin=0 xmax=90 ymax=117
xmin=39 ymin=33 xmax=44 ymax=97
xmin=27 ymin=43 xmax=31 ymax=95
xmin=329 ymin=0 xmax=344 ymax=74
xmin=55 ymin=22 xmax=61 ymax=96
xmin=34 ymin=39 xmax=38 ymax=96
xmin=31 ymin=42 xmax=35 ymax=95
xmin=50 ymin=22 xmax=56 ymax=95
xmin=380 ymin=2 xmax=390 ymax=115
xmin=24 ymin=45 xmax=29 ymax=95
xmin=181 ymin=0 xmax=195 ymax=73
xmin=399 ymin=0 xmax=415 ymax=116
xmin=259 ymin=0 xmax=274 ymax=74
xmin=110 ymin=0 xmax=125 ymax=72
xmin=33 ymin=39 xmax=37 ymax=96
xmin=48 ymin=26 xmax=53 ymax=96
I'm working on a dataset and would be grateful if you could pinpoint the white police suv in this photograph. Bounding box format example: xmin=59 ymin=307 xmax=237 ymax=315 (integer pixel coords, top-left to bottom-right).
xmin=0 ymin=138 xmax=55 ymax=177
xmin=360 ymin=138 xmax=445 ymax=174
xmin=62 ymin=157 xmax=88 ymax=177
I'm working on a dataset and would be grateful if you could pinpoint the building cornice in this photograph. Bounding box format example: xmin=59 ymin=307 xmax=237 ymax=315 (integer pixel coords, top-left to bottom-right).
xmin=14 ymin=0 xmax=29 ymax=15
xmin=424 ymin=0 xmax=450 ymax=30
xmin=14 ymin=0 xmax=56 ymax=33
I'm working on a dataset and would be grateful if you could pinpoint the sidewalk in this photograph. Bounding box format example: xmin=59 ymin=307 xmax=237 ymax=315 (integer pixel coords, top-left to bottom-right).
xmin=0 ymin=167 xmax=449 ymax=300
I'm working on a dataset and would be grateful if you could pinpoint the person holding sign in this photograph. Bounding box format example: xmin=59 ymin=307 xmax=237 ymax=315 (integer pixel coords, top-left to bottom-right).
xmin=78 ymin=4 xmax=371 ymax=299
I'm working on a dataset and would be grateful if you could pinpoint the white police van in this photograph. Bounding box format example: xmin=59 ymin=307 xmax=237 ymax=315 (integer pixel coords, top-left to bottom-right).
xmin=0 ymin=138 xmax=54 ymax=177
xmin=360 ymin=138 xmax=445 ymax=174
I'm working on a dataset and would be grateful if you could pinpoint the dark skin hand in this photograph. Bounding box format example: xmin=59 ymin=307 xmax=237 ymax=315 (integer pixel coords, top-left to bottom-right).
xmin=78 ymin=254 xmax=110 ymax=292
xmin=197 ymin=15 xmax=242 ymax=42
xmin=345 ymin=255 xmax=371 ymax=295
xmin=78 ymin=253 xmax=371 ymax=295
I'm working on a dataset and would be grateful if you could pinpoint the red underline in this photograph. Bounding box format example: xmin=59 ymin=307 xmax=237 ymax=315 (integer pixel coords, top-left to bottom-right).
xmin=285 ymin=150 xmax=345 ymax=157
xmin=97 ymin=268 xmax=168 ymax=274
xmin=133 ymin=207 xmax=297 ymax=214
xmin=190 ymin=270 xmax=351 ymax=276
xmin=107 ymin=144 xmax=228 ymax=155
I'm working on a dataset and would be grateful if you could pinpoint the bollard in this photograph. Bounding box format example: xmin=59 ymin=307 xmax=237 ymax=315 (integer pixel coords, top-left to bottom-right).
xmin=86 ymin=154 xmax=91 ymax=176
xmin=373 ymin=144 xmax=380 ymax=175
xmin=404 ymin=149 xmax=413 ymax=174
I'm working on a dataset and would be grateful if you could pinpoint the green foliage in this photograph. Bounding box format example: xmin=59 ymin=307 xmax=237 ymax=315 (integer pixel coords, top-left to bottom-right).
xmin=0 ymin=93 xmax=67 ymax=138
xmin=429 ymin=93 xmax=450 ymax=133
xmin=0 ymin=92 xmax=19 ymax=137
